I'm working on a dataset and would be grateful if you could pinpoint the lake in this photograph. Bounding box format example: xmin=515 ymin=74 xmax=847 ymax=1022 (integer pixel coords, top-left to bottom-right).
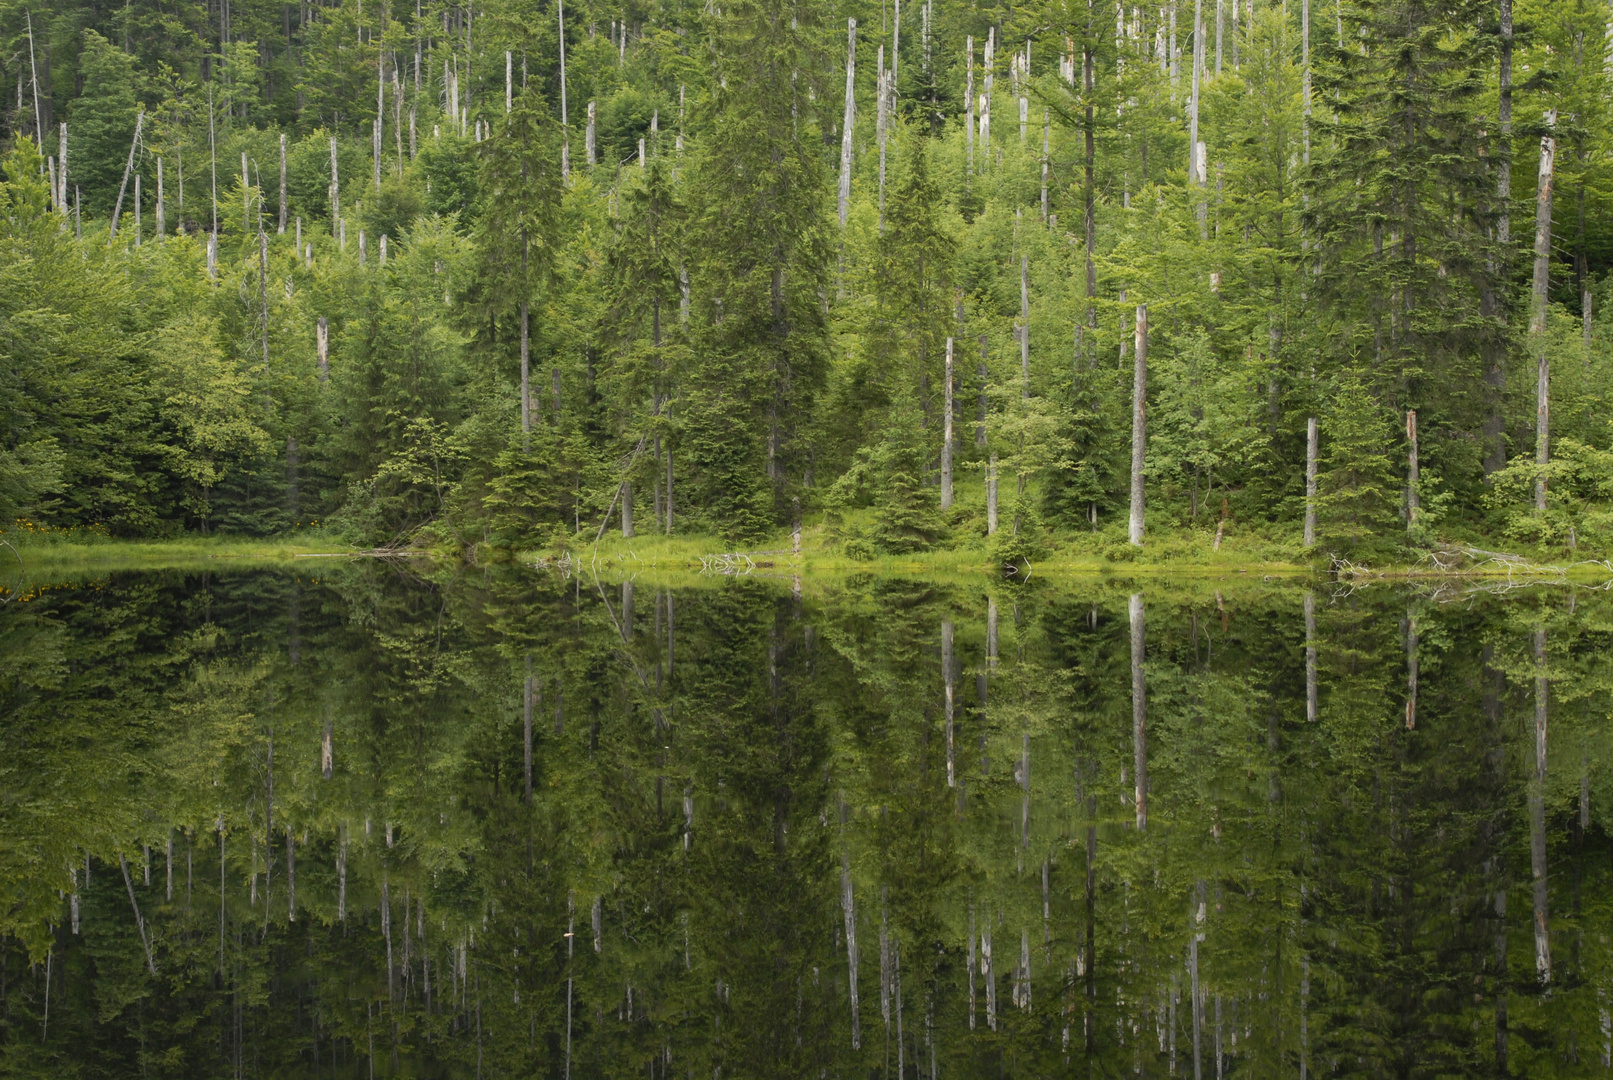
xmin=1 ymin=561 xmax=1608 ymax=1076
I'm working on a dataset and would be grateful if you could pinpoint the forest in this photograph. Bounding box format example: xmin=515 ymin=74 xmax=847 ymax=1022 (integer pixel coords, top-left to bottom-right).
xmin=2 ymin=0 xmax=1612 ymax=561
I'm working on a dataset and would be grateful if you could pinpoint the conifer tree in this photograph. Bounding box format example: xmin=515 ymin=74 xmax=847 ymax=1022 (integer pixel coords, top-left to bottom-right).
xmin=1307 ymin=0 xmax=1501 ymax=513
xmin=684 ymin=0 xmax=833 ymax=526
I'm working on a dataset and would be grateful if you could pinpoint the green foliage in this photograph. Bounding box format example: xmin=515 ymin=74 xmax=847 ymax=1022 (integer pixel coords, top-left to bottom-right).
xmin=65 ymin=31 xmax=142 ymax=215
xmin=4 ymin=0 xmax=1613 ymax=560
xmin=827 ymin=399 xmax=947 ymax=554
xmin=1317 ymin=370 xmax=1403 ymax=556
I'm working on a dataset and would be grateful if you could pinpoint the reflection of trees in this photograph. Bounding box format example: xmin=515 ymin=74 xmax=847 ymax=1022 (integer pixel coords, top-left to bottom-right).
xmin=2 ymin=567 xmax=1611 ymax=1076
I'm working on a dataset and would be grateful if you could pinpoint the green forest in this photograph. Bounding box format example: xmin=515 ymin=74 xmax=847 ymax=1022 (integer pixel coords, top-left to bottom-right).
xmin=3 ymin=0 xmax=1612 ymax=562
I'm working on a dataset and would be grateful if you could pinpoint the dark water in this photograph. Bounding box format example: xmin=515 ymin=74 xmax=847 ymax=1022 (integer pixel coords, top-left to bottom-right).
xmin=1 ymin=562 xmax=1610 ymax=1078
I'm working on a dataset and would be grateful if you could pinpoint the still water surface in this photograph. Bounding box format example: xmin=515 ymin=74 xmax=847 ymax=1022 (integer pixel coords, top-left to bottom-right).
xmin=1 ymin=563 xmax=1610 ymax=1077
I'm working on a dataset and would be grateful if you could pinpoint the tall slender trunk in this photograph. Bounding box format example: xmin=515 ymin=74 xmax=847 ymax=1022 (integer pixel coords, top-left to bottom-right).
xmin=986 ymin=454 xmax=999 ymax=535
xmin=840 ymin=20 xmax=856 ymax=228
xmin=966 ymin=37 xmax=975 ymax=176
xmin=1406 ymin=409 xmax=1419 ymax=527
xmin=278 ymin=134 xmax=288 ymax=232
xmin=1083 ymin=45 xmax=1096 ymax=326
xmin=1129 ymin=305 xmax=1148 ymax=546
xmin=1304 ymin=416 xmax=1318 ymax=545
xmin=1531 ymin=120 xmax=1556 ymax=512
xmin=558 ymin=0 xmax=569 ymax=177
xmin=1485 ymin=0 xmax=1514 ymax=474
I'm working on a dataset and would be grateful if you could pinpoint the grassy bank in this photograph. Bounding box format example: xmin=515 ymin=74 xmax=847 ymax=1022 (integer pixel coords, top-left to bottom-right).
xmin=2 ymin=529 xmax=359 ymax=572
xmin=8 ymin=517 xmax=1609 ymax=586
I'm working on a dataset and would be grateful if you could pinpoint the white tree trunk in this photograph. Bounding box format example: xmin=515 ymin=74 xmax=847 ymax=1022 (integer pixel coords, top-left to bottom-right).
xmin=986 ymin=453 xmax=999 ymax=535
xmin=1531 ymin=120 xmax=1556 ymax=512
xmin=1129 ymin=305 xmax=1148 ymax=546
xmin=1304 ymin=416 xmax=1318 ymax=546
xmin=1406 ymin=409 xmax=1420 ymax=526
xmin=278 ymin=133 xmax=288 ymax=232
xmin=839 ymin=19 xmax=856 ymax=227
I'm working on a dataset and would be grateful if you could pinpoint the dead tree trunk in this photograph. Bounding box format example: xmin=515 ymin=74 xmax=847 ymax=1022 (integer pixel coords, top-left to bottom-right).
xmin=1406 ymin=409 xmax=1419 ymax=528
xmin=1304 ymin=416 xmax=1318 ymax=546
xmin=119 ymin=855 xmax=158 ymax=975
xmin=1129 ymin=305 xmax=1148 ymax=546
xmin=1531 ymin=118 xmax=1556 ymax=513
xmin=278 ymin=133 xmax=288 ymax=233
xmin=986 ymin=454 xmax=999 ymax=535
xmin=108 ymin=109 xmax=145 ymax=241
xmin=839 ymin=19 xmax=856 ymax=228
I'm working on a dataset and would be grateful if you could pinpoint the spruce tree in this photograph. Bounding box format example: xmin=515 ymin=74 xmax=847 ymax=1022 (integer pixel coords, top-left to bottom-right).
xmin=1307 ymin=0 xmax=1501 ymax=520
xmin=685 ymin=0 xmax=833 ymax=525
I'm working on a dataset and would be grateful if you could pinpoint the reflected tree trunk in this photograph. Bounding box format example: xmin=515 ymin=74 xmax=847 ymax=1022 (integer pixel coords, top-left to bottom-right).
xmin=1131 ymin=594 xmax=1147 ymax=830
xmin=523 ymin=657 xmax=535 ymax=805
xmin=1305 ymin=591 xmax=1317 ymax=722
xmin=841 ymin=861 xmax=860 ymax=1048
xmin=1405 ymin=608 xmax=1418 ymax=729
xmin=943 ymin=620 xmax=956 ymax=788
xmin=1532 ymin=626 xmax=1551 ymax=983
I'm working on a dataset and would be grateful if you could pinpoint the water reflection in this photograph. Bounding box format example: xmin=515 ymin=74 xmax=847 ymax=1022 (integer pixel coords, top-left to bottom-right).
xmin=1 ymin=564 xmax=1610 ymax=1077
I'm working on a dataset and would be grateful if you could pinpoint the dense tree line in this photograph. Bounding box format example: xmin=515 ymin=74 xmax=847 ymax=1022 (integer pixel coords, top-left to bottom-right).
xmin=2 ymin=0 xmax=1612 ymax=556
xmin=2 ymin=564 xmax=1610 ymax=1074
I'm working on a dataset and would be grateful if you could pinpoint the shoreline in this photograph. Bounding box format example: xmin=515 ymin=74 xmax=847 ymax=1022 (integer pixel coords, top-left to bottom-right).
xmin=6 ymin=531 xmax=1609 ymax=585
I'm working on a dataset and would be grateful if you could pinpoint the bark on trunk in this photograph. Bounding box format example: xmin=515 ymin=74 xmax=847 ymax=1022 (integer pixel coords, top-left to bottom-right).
xmin=119 ymin=855 xmax=158 ymax=975
xmin=1406 ymin=409 xmax=1419 ymax=527
xmin=278 ymin=133 xmax=288 ymax=232
xmin=986 ymin=454 xmax=999 ymax=535
xmin=1531 ymin=121 xmax=1556 ymax=513
xmin=839 ymin=20 xmax=856 ymax=227
xmin=1129 ymin=306 xmax=1148 ymax=546
xmin=1304 ymin=416 xmax=1318 ymax=546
